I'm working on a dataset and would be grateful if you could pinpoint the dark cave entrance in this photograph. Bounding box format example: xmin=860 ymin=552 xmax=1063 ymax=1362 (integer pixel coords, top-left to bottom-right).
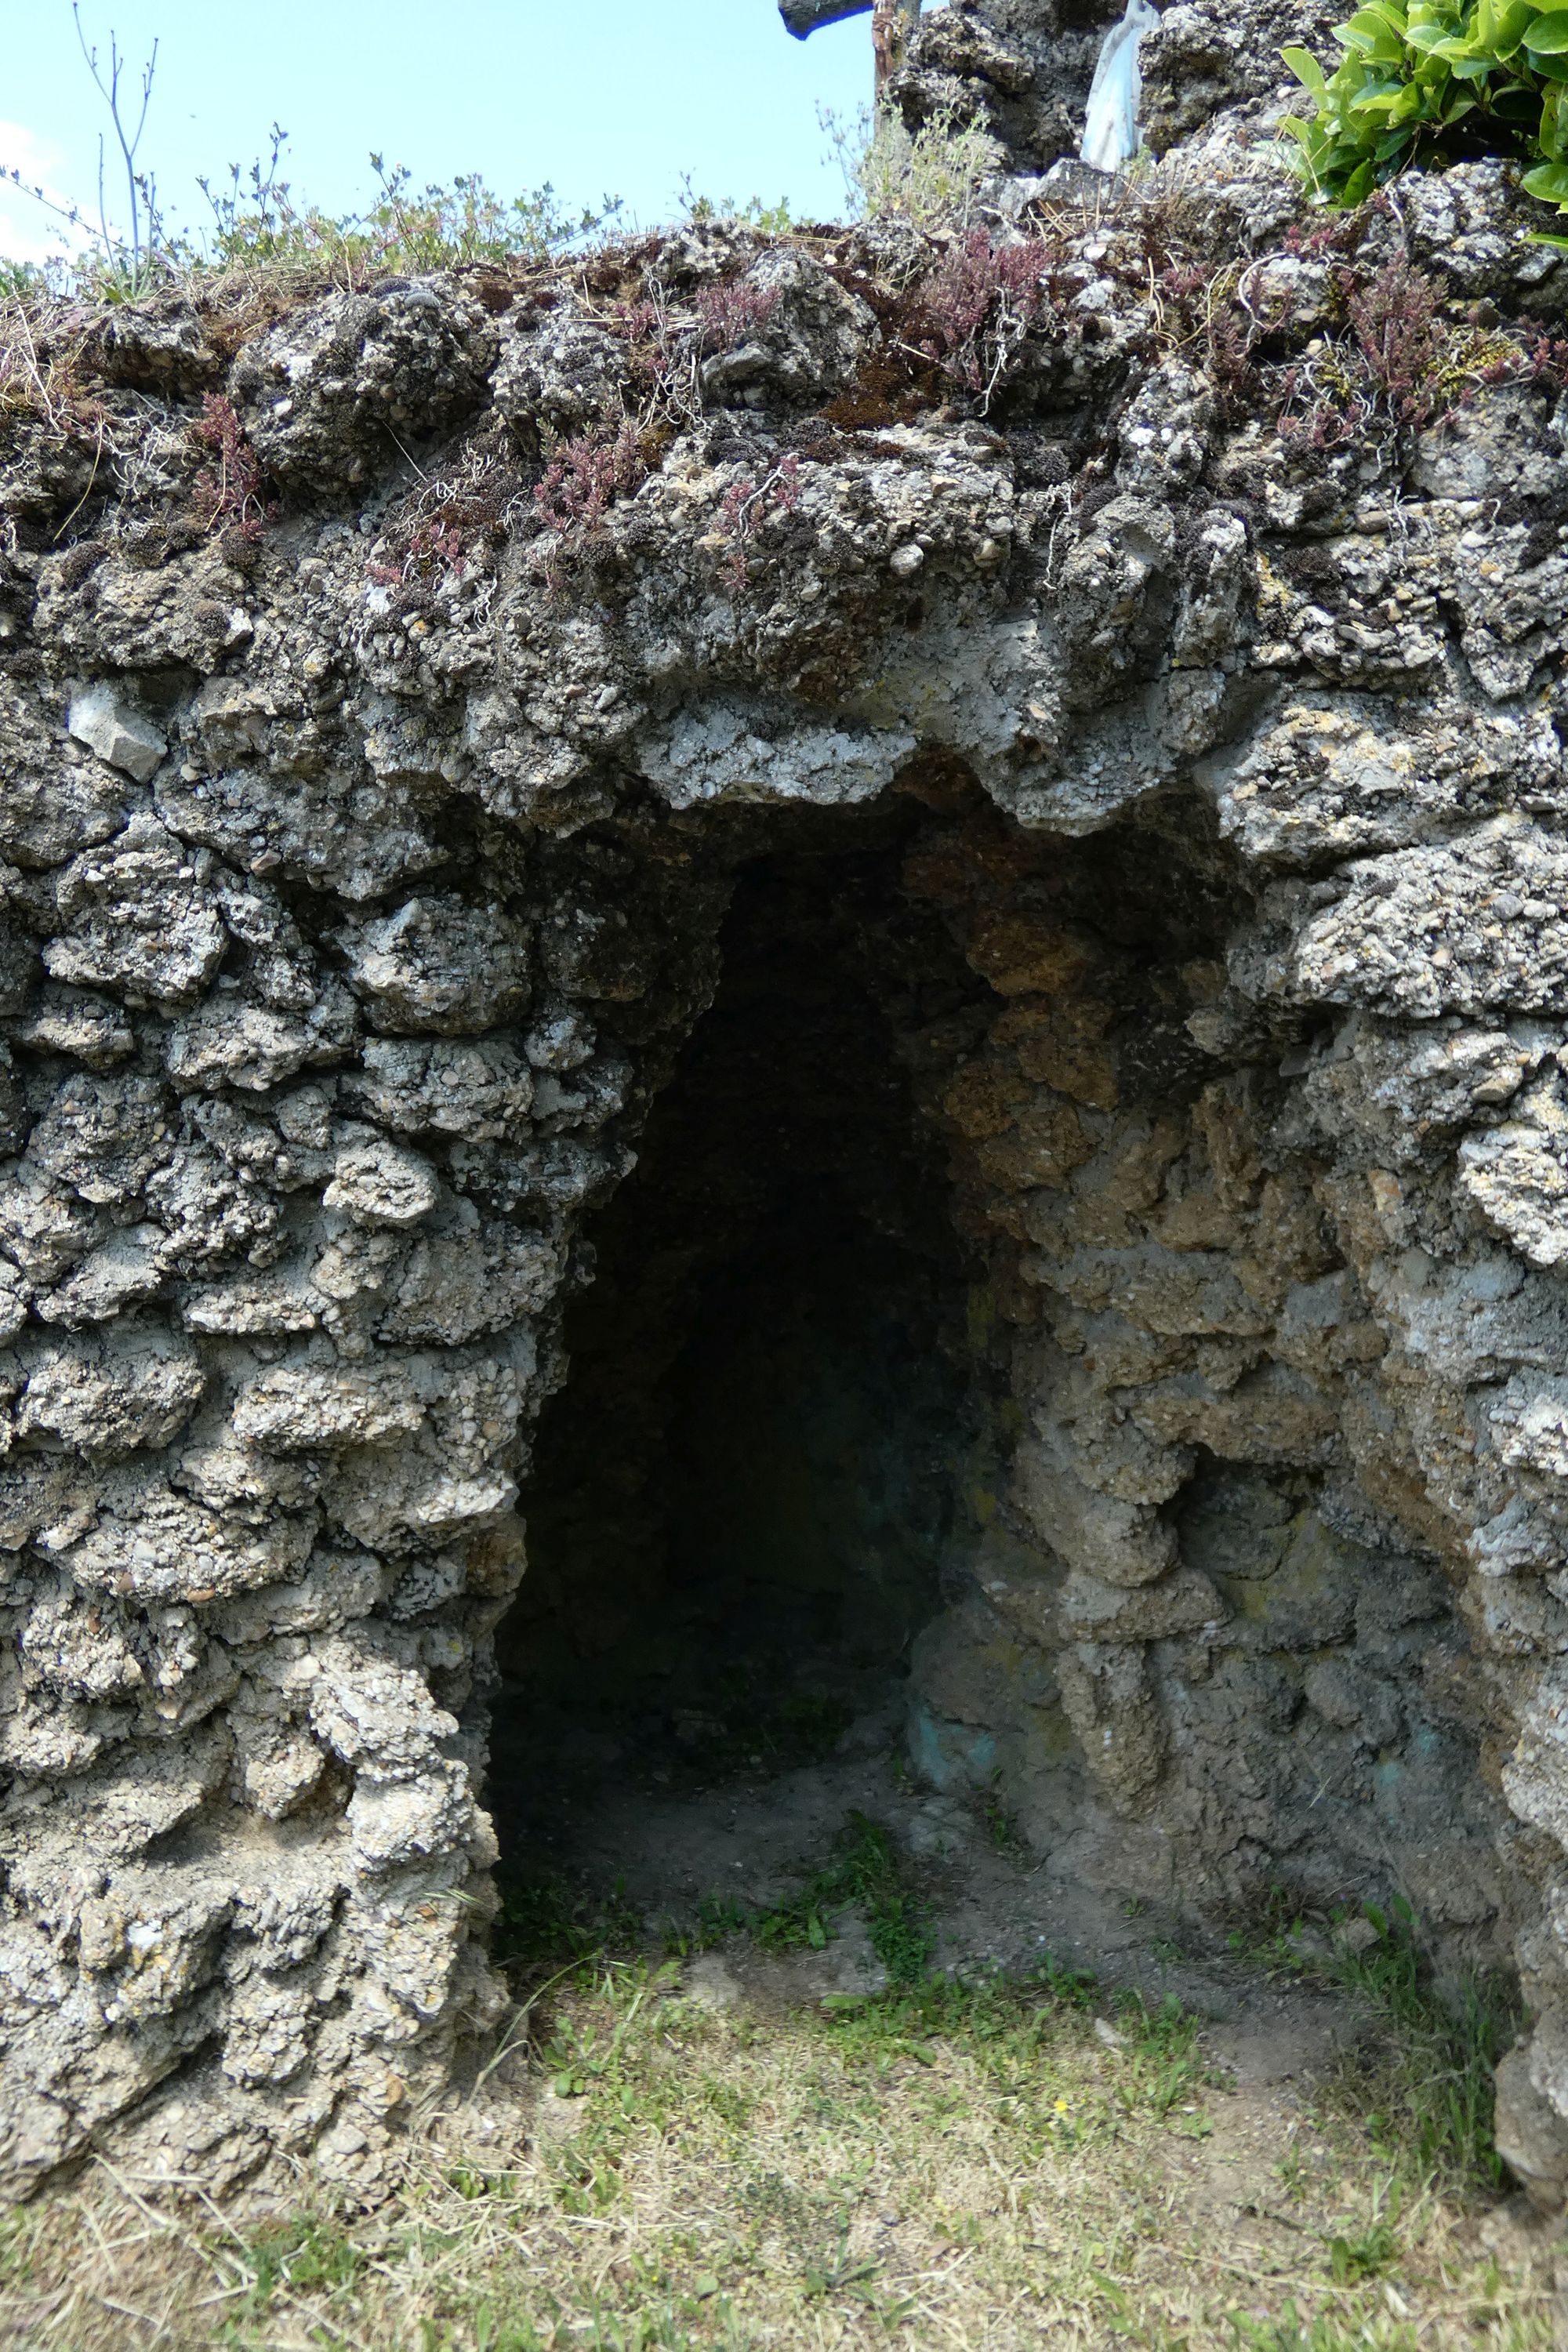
xmin=488 ymin=822 xmax=993 ymax=1870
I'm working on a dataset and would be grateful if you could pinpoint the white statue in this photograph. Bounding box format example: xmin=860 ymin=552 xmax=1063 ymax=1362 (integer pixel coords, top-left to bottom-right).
xmin=1080 ymin=0 xmax=1160 ymax=174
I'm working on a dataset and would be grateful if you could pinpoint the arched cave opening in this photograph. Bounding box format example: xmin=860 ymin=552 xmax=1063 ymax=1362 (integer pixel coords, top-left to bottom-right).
xmin=479 ymin=784 xmax=1512 ymax=1973
xmin=488 ymin=814 xmax=996 ymax=1882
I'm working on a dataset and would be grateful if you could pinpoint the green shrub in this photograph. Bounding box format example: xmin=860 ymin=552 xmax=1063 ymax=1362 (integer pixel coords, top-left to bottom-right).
xmin=194 ymin=138 xmax=615 ymax=281
xmin=1280 ymin=0 xmax=1568 ymax=216
xmin=821 ymin=100 xmax=1004 ymax=233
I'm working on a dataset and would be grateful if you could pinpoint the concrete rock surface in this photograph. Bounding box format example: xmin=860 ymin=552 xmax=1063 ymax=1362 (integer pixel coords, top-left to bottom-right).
xmin=6 ymin=0 xmax=1568 ymax=2203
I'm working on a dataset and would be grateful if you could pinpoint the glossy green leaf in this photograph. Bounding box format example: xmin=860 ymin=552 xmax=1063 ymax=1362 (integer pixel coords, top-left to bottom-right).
xmin=1539 ymin=78 xmax=1567 ymax=147
xmin=1338 ymin=6 xmax=1410 ymax=52
xmin=1383 ymin=74 xmax=1427 ymax=111
xmin=1343 ymin=29 xmax=1406 ymax=56
xmin=1276 ymin=0 xmax=1568 ymax=202
xmin=1494 ymin=0 xmax=1538 ymax=48
xmin=1338 ymin=2 xmax=1410 ymax=28
xmin=1522 ymin=154 xmax=1568 ymax=194
xmin=1283 ymin=43 xmax=1330 ymax=92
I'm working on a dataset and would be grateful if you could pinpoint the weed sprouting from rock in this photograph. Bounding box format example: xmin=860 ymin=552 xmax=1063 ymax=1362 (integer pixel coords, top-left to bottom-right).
xmin=194 ymin=141 xmax=619 ymax=285
xmin=190 ymin=390 xmax=273 ymax=543
xmin=713 ymin=451 xmax=802 ymax=591
xmin=1518 ymin=324 xmax=1568 ymax=390
xmin=914 ymin=230 xmax=1058 ymax=411
xmin=365 ymin=441 xmax=528 ymax=610
xmin=1349 ymin=261 xmax=1449 ymax=427
xmin=693 ymin=276 xmax=781 ymax=358
xmin=0 ymin=303 xmax=103 ymax=436
xmin=825 ymin=100 xmax=1004 ymax=234
xmin=1272 ymin=253 xmax=1523 ymax=447
xmin=605 ymin=289 xmax=704 ymax=428
xmin=532 ymin=422 xmax=648 ymax=540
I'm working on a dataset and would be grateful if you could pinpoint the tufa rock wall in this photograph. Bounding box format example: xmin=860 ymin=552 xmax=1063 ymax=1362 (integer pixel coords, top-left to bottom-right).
xmin=9 ymin=65 xmax=1568 ymax=2197
xmin=884 ymin=0 xmax=1341 ymax=176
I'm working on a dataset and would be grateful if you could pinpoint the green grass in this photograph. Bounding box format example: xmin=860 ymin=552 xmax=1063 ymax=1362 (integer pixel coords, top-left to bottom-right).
xmin=1112 ymin=1988 xmax=1221 ymax=2125
xmin=979 ymin=1772 xmax=1030 ymax=1860
xmin=2 ymin=1834 xmax=1546 ymax=2350
xmin=493 ymin=1872 xmax=644 ymax=1971
xmin=1323 ymin=1898 xmax=1517 ymax=2193
xmin=1231 ymin=2307 xmax=1418 ymax=2352
xmin=1230 ymin=1892 xmax=1519 ymax=2198
xmin=5 ymin=123 xmax=619 ymax=305
xmin=505 ymin=1810 xmax=938 ymax=1990
xmin=225 ymin=2215 xmax=367 ymax=2324
xmin=748 ymin=1810 xmax=937 ymax=1987
xmin=0 ymin=1934 xmax=1552 ymax=2350
xmin=500 ymin=1835 xmax=1512 ymax=2205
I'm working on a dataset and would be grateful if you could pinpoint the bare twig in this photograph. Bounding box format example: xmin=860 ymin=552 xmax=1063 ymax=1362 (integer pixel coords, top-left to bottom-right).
xmin=73 ymin=2 xmax=160 ymax=283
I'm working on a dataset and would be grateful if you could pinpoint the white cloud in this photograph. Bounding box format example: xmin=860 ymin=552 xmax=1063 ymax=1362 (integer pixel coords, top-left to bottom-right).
xmin=0 ymin=120 xmax=93 ymax=267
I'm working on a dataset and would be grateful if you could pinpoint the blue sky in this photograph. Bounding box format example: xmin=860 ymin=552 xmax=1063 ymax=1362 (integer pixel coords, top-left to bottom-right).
xmin=0 ymin=0 xmax=879 ymax=264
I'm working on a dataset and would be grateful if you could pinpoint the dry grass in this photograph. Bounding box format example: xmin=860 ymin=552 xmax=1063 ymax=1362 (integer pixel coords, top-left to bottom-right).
xmin=0 ymin=299 xmax=103 ymax=432
xmin=0 ymin=1947 xmax=1555 ymax=2352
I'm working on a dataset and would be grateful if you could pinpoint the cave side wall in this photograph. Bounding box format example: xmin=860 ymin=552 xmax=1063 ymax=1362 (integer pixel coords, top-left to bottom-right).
xmin=7 ymin=101 xmax=1568 ymax=2197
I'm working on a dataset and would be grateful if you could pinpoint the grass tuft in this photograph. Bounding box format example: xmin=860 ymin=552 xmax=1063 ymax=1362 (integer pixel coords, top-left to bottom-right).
xmin=506 ymin=1812 xmax=938 ymax=1989
xmin=751 ymin=1809 xmax=936 ymax=1987
xmin=1314 ymin=1897 xmax=1516 ymax=2195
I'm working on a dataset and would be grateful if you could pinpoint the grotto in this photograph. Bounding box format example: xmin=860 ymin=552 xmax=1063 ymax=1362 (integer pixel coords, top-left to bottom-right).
xmin=13 ymin=0 xmax=1568 ymax=2220
xmin=493 ymin=776 xmax=1512 ymax=1967
xmin=490 ymin=815 xmax=991 ymax=1841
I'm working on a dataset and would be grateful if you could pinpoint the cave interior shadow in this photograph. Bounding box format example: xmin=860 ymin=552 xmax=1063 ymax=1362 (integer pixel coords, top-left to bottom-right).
xmin=487 ymin=826 xmax=993 ymax=1874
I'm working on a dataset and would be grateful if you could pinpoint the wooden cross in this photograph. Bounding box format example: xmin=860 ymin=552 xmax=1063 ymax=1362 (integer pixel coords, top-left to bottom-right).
xmin=779 ymin=0 xmax=922 ymax=93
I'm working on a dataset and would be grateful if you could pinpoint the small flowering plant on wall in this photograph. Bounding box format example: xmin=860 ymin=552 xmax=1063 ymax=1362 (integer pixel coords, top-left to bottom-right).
xmin=1280 ymin=0 xmax=1568 ymax=222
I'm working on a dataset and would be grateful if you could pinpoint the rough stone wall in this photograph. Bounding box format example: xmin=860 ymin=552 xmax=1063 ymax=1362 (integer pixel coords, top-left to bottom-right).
xmin=898 ymin=802 xmax=1515 ymax=1940
xmin=885 ymin=0 xmax=1341 ymax=176
xmin=10 ymin=62 xmax=1568 ymax=2200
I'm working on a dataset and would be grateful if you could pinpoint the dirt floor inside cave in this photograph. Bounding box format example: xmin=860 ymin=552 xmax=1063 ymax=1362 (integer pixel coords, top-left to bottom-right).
xmin=495 ymin=1680 xmax=1322 ymax=2008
